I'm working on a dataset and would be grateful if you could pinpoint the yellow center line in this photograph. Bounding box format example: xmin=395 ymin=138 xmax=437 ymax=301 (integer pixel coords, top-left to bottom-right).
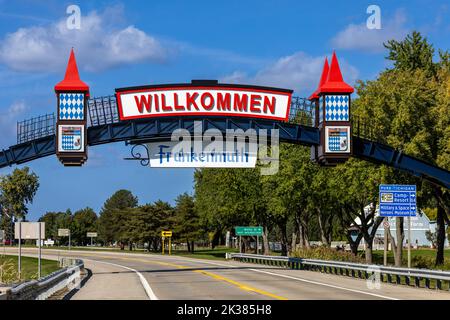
xmin=114 ymin=256 xmax=288 ymax=300
xmin=23 ymin=249 xmax=287 ymax=300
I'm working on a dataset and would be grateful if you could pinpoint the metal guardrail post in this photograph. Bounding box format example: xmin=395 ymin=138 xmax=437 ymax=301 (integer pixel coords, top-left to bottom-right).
xmin=229 ymin=253 xmax=450 ymax=291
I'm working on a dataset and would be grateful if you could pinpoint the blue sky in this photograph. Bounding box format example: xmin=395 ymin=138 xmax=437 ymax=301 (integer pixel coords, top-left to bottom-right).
xmin=0 ymin=0 xmax=448 ymax=221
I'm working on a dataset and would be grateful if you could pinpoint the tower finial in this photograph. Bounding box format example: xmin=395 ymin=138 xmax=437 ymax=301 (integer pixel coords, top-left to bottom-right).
xmin=54 ymin=48 xmax=89 ymax=92
xmin=319 ymin=51 xmax=353 ymax=94
xmin=309 ymin=57 xmax=329 ymax=100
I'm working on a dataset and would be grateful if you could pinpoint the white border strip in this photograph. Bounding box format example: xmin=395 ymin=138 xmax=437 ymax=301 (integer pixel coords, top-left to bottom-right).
xmin=249 ymin=268 xmax=398 ymax=300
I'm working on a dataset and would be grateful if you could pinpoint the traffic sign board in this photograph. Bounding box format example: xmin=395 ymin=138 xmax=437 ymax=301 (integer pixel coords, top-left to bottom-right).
xmin=58 ymin=228 xmax=70 ymax=236
xmin=235 ymin=226 xmax=263 ymax=236
xmin=87 ymin=232 xmax=98 ymax=237
xmin=379 ymin=185 xmax=416 ymax=217
xmin=161 ymin=230 xmax=172 ymax=237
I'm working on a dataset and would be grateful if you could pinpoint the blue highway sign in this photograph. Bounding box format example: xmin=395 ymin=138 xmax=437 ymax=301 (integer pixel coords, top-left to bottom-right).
xmin=379 ymin=185 xmax=416 ymax=217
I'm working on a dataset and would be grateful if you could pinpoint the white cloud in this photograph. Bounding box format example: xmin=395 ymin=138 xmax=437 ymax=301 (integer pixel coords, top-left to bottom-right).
xmin=0 ymin=7 xmax=168 ymax=72
xmin=0 ymin=101 xmax=28 ymax=144
xmin=331 ymin=10 xmax=409 ymax=53
xmin=221 ymin=52 xmax=359 ymax=95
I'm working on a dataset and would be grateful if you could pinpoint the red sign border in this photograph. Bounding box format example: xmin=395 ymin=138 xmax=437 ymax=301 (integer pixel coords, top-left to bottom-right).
xmin=116 ymin=84 xmax=293 ymax=122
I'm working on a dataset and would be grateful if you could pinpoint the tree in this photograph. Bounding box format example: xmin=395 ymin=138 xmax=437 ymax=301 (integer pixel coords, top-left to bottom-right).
xmin=39 ymin=210 xmax=72 ymax=245
xmin=354 ymin=31 xmax=450 ymax=265
xmin=0 ymin=167 xmax=39 ymax=220
xmin=261 ymin=145 xmax=317 ymax=255
xmin=72 ymin=207 xmax=98 ymax=245
xmin=98 ymin=190 xmax=138 ymax=245
xmin=174 ymin=193 xmax=201 ymax=252
xmin=384 ymin=31 xmax=435 ymax=75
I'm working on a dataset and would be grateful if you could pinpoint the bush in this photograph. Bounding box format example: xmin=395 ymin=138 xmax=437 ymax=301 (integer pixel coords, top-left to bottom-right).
xmin=291 ymin=246 xmax=365 ymax=263
xmin=407 ymin=256 xmax=450 ymax=271
xmin=0 ymin=259 xmax=19 ymax=284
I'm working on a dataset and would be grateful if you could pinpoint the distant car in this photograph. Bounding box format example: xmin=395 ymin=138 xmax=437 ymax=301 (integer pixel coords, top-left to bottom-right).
xmin=3 ymin=239 xmax=11 ymax=245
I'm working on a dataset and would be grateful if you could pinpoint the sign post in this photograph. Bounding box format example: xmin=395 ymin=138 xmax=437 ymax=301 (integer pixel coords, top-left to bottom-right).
xmin=58 ymin=228 xmax=71 ymax=250
xmin=383 ymin=218 xmax=390 ymax=266
xmin=14 ymin=222 xmax=45 ymax=279
xmin=379 ymin=184 xmax=416 ymax=269
xmin=87 ymin=232 xmax=98 ymax=246
xmin=235 ymin=227 xmax=263 ymax=254
xmin=18 ymin=221 xmax=21 ymax=279
xmin=38 ymin=222 xmax=42 ymax=278
xmin=0 ymin=230 xmax=4 ymax=257
xmin=161 ymin=231 xmax=172 ymax=255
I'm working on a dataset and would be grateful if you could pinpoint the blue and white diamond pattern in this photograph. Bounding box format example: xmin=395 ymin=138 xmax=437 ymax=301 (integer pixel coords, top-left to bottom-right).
xmin=59 ymin=93 xmax=84 ymax=120
xmin=326 ymin=127 xmax=350 ymax=153
xmin=58 ymin=125 xmax=84 ymax=152
xmin=62 ymin=135 xmax=80 ymax=150
xmin=325 ymin=95 xmax=349 ymax=121
xmin=319 ymin=97 xmax=324 ymax=123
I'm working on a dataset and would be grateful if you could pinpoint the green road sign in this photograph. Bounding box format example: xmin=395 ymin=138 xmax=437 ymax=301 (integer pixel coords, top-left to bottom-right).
xmin=235 ymin=226 xmax=263 ymax=236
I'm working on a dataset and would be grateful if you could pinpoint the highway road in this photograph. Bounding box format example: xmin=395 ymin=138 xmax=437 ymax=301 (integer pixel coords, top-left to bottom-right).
xmin=3 ymin=247 xmax=450 ymax=300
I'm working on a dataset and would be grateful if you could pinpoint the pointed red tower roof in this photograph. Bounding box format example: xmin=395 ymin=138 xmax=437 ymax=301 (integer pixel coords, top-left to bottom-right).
xmin=54 ymin=48 xmax=89 ymax=92
xmin=318 ymin=51 xmax=353 ymax=94
xmin=308 ymin=57 xmax=329 ymax=100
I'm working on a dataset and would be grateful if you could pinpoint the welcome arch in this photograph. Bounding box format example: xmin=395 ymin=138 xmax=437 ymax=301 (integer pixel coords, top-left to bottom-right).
xmin=0 ymin=49 xmax=448 ymax=189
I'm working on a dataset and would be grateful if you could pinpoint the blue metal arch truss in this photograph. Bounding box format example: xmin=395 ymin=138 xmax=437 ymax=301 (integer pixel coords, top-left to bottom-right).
xmin=1 ymin=116 xmax=449 ymax=189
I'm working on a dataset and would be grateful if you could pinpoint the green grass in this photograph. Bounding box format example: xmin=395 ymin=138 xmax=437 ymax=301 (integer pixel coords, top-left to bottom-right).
xmin=20 ymin=244 xmax=240 ymax=260
xmin=167 ymin=247 xmax=239 ymax=260
xmin=0 ymin=255 xmax=60 ymax=284
xmin=370 ymin=249 xmax=450 ymax=270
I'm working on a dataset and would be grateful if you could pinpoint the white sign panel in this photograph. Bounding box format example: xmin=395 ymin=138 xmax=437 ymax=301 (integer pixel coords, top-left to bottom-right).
xmin=14 ymin=222 xmax=45 ymax=240
xmin=44 ymin=239 xmax=55 ymax=246
xmin=58 ymin=125 xmax=85 ymax=152
xmin=87 ymin=232 xmax=98 ymax=237
xmin=58 ymin=228 xmax=70 ymax=236
xmin=117 ymin=86 xmax=292 ymax=121
xmin=146 ymin=141 xmax=258 ymax=168
xmin=325 ymin=126 xmax=351 ymax=153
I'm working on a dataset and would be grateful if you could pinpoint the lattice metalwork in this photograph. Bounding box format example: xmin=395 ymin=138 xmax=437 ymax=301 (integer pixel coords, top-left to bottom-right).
xmin=87 ymin=95 xmax=119 ymax=126
xmin=288 ymin=97 xmax=314 ymax=126
xmin=17 ymin=113 xmax=55 ymax=144
xmin=351 ymin=116 xmax=388 ymax=143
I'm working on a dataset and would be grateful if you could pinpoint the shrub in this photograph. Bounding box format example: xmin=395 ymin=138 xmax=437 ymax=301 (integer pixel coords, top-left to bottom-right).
xmin=291 ymin=246 xmax=365 ymax=263
xmin=0 ymin=259 xmax=19 ymax=284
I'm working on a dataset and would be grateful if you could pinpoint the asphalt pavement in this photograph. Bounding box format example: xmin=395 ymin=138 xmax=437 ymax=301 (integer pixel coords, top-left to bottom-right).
xmin=4 ymin=247 xmax=450 ymax=300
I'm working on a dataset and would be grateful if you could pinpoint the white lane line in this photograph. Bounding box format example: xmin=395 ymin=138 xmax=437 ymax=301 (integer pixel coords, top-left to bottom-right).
xmin=249 ymin=268 xmax=399 ymax=300
xmin=84 ymin=259 xmax=159 ymax=300
xmin=159 ymin=257 xmax=399 ymax=300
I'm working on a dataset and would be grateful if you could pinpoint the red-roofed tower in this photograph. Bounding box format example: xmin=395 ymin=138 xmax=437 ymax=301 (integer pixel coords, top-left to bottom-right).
xmin=309 ymin=57 xmax=329 ymax=161
xmin=55 ymin=49 xmax=89 ymax=166
xmin=315 ymin=51 xmax=354 ymax=165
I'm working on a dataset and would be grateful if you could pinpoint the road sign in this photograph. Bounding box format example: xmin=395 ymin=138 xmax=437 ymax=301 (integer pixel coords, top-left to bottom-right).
xmin=161 ymin=231 xmax=172 ymax=237
xmin=379 ymin=184 xmax=416 ymax=217
xmin=14 ymin=222 xmax=45 ymax=239
xmin=383 ymin=220 xmax=390 ymax=229
xmin=235 ymin=226 xmax=263 ymax=236
xmin=58 ymin=228 xmax=70 ymax=236
xmin=86 ymin=232 xmax=98 ymax=237
xmin=44 ymin=239 xmax=55 ymax=246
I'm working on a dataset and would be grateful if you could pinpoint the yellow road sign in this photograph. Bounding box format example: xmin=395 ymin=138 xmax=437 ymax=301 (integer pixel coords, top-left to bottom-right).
xmin=161 ymin=230 xmax=172 ymax=237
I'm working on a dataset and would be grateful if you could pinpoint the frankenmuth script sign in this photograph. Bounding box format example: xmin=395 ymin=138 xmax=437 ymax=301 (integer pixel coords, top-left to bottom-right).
xmin=116 ymin=83 xmax=293 ymax=121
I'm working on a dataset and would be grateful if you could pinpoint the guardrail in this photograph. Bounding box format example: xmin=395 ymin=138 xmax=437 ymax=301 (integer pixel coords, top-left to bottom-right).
xmin=227 ymin=253 xmax=450 ymax=291
xmin=4 ymin=259 xmax=84 ymax=300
